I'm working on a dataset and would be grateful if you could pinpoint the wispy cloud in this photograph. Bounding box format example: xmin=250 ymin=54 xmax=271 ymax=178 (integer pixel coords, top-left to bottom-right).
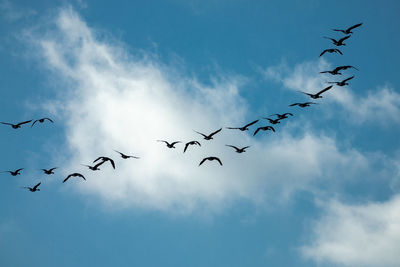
xmin=301 ymin=195 xmax=400 ymax=266
xmin=0 ymin=0 xmax=36 ymax=22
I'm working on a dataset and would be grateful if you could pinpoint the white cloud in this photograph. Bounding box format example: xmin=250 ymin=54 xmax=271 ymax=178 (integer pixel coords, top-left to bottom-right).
xmin=263 ymin=60 xmax=400 ymax=125
xmin=301 ymin=195 xmax=400 ymax=267
xmin=28 ymin=7 xmax=377 ymax=214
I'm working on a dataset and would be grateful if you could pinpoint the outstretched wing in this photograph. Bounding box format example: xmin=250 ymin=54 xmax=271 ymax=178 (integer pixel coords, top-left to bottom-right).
xmin=339 ymin=35 xmax=351 ymax=43
xmin=194 ymin=131 xmax=207 ymax=138
xmin=332 ymin=29 xmax=345 ymax=33
xmin=335 ymin=49 xmax=343 ymax=55
xmin=33 ymin=182 xmax=41 ymax=190
xmin=183 ymin=143 xmax=190 ymax=153
xmin=226 ymin=144 xmax=239 ymax=151
xmin=299 ymin=91 xmax=313 ymax=97
xmin=244 ymin=120 xmax=259 ymax=128
xmin=108 ymin=158 xmax=116 ymax=169
xmin=63 ymin=176 xmax=70 ymax=183
xmin=323 ymin=36 xmax=336 ymax=42
xmin=289 ymin=103 xmax=299 ymax=107
xmin=43 ymin=118 xmax=54 ymax=123
xmin=214 ymin=157 xmax=223 ymax=166
xmin=114 ymin=150 xmax=124 ymax=156
xmin=253 ymin=127 xmax=261 ymax=136
xmin=316 ymin=85 xmax=333 ymax=96
xmin=93 ymin=157 xmax=105 ymax=163
xmin=242 ymin=146 xmax=250 ymax=150
xmin=17 ymin=120 xmax=32 ymax=126
xmin=343 ymin=75 xmax=355 ymax=82
xmin=319 ymin=50 xmax=328 ymax=57
xmin=268 ymin=126 xmax=276 ymax=132
xmin=15 ymin=168 xmax=24 ymax=172
xmin=209 ymin=128 xmax=222 ymax=137
xmin=226 ymin=127 xmax=240 ymax=130
xmin=347 ymin=23 xmax=363 ymax=32
xmin=199 ymin=158 xmax=207 ymax=166
xmin=1 ymin=122 xmax=13 ymax=126
xmin=49 ymin=167 xmax=58 ymax=171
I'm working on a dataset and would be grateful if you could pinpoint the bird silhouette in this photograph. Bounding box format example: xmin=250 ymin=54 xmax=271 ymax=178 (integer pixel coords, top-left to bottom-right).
xmin=41 ymin=167 xmax=57 ymax=175
xmin=333 ymin=23 xmax=363 ymax=34
xmin=300 ymin=85 xmax=333 ymax=99
xmin=253 ymin=126 xmax=275 ymax=136
xmin=31 ymin=118 xmax=54 ymax=127
xmin=2 ymin=168 xmax=24 ymax=176
xmin=264 ymin=118 xmax=281 ymax=124
xmin=157 ymin=140 xmax=181 ymax=148
xmin=328 ymin=76 xmax=354 ymax=86
xmin=270 ymin=113 xmax=293 ymax=120
xmin=183 ymin=141 xmax=201 ymax=153
xmin=1 ymin=120 xmax=32 ymax=129
xmin=225 ymin=145 xmax=250 ymax=153
xmin=226 ymin=120 xmax=259 ymax=131
xmin=194 ymin=128 xmax=222 ymax=140
xmin=319 ymin=48 xmax=342 ymax=57
xmin=114 ymin=150 xmax=140 ymax=159
xmin=199 ymin=157 xmax=223 ymax=166
xmin=289 ymin=102 xmax=317 ymax=108
xmin=63 ymin=173 xmax=86 ymax=183
xmin=320 ymin=65 xmax=358 ymax=75
xmin=23 ymin=182 xmax=41 ymax=192
xmin=324 ymin=35 xmax=351 ymax=46
xmin=81 ymin=162 xmax=103 ymax=171
xmin=93 ymin=157 xmax=116 ymax=169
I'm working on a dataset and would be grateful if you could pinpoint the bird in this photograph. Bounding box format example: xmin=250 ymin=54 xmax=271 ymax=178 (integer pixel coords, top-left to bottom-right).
xmin=157 ymin=140 xmax=181 ymax=148
xmin=327 ymin=76 xmax=354 ymax=86
xmin=41 ymin=167 xmax=57 ymax=175
xmin=319 ymin=48 xmax=342 ymax=57
xmin=225 ymin=145 xmax=250 ymax=153
xmin=269 ymin=113 xmax=293 ymax=120
xmin=63 ymin=173 xmax=86 ymax=183
xmin=114 ymin=150 xmax=140 ymax=159
xmin=253 ymin=126 xmax=275 ymax=136
xmin=2 ymin=168 xmax=24 ymax=176
xmin=320 ymin=65 xmax=358 ymax=75
xmin=264 ymin=118 xmax=281 ymax=124
xmin=194 ymin=128 xmax=222 ymax=140
xmin=183 ymin=141 xmax=201 ymax=153
xmin=324 ymin=35 xmax=351 ymax=46
xmin=289 ymin=102 xmax=317 ymax=108
xmin=299 ymin=85 xmax=333 ymax=99
xmin=226 ymin=120 xmax=259 ymax=131
xmin=333 ymin=23 xmax=363 ymax=34
xmin=23 ymin=182 xmax=41 ymax=192
xmin=81 ymin=162 xmax=103 ymax=171
xmin=1 ymin=120 xmax=32 ymax=129
xmin=199 ymin=156 xmax=223 ymax=166
xmin=31 ymin=118 xmax=54 ymax=127
xmin=93 ymin=156 xmax=116 ymax=169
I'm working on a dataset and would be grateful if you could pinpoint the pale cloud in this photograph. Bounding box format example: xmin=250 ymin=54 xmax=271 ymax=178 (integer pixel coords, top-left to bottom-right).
xmin=0 ymin=0 xmax=36 ymax=22
xmin=27 ymin=7 xmax=382 ymax=214
xmin=301 ymin=195 xmax=400 ymax=267
xmin=263 ymin=60 xmax=400 ymax=125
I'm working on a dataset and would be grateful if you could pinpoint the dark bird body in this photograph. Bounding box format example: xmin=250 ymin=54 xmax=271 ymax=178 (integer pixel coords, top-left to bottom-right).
xmin=23 ymin=182 xmax=41 ymax=192
xmin=63 ymin=173 xmax=86 ymax=183
xmin=226 ymin=120 xmax=259 ymax=131
xmin=194 ymin=128 xmax=222 ymax=140
xmin=319 ymin=48 xmax=342 ymax=57
xmin=264 ymin=118 xmax=281 ymax=125
xmin=2 ymin=168 xmax=23 ymax=176
xmin=199 ymin=157 xmax=223 ymax=166
xmin=300 ymin=86 xmax=333 ymax=99
xmin=183 ymin=141 xmax=201 ymax=153
xmin=226 ymin=145 xmax=250 ymax=153
xmin=324 ymin=35 xmax=351 ymax=46
xmin=320 ymin=65 xmax=358 ymax=75
xmin=270 ymin=113 xmax=293 ymax=120
xmin=289 ymin=102 xmax=317 ymax=108
xmin=328 ymin=76 xmax=354 ymax=86
xmin=41 ymin=167 xmax=57 ymax=175
xmin=82 ymin=162 xmax=103 ymax=171
xmin=157 ymin=140 xmax=181 ymax=148
xmin=114 ymin=150 xmax=140 ymax=159
xmin=93 ymin=157 xmax=116 ymax=169
xmin=31 ymin=118 xmax=54 ymax=127
xmin=1 ymin=120 xmax=32 ymax=129
xmin=333 ymin=23 xmax=363 ymax=34
xmin=253 ymin=126 xmax=275 ymax=136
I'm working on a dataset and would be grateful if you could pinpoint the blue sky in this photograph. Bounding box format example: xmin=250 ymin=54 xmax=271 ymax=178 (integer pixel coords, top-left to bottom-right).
xmin=1 ymin=1 xmax=400 ymax=266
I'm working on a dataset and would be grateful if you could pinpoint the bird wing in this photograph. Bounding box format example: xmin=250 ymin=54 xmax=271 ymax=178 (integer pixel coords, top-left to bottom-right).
xmin=242 ymin=146 xmax=250 ymax=150
xmin=226 ymin=127 xmax=240 ymax=130
xmin=1 ymin=122 xmax=13 ymax=126
xmin=316 ymin=85 xmax=333 ymax=96
xmin=199 ymin=158 xmax=207 ymax=166
xmin=332 ymin=29 xmax=345 ymax=33
xmin=49 ymin=167 xmax=58 ymax=171
xmin=44 ymin=118 xmax=54 ymax=123
xmin=289 ymin=103 xmax=299 ymax=106
xmin=319 ymin=50 xmax=328 ymax=57
xmin=33 ymin=182 xmax=41 ymax=190
xmin=114 ymin=150 xmax=124 ymax=156
xmin=31 ymin=120 xmax=38 ymax=127
xmin=323 ymin=36 xmax=336 ymax=42
xmin=15 ymin=168 xmax=24 ymax=172
xmin=215 ymin=157 xmax=223 ymax=166
xmin=269 ymin=126 xmax=276 ymax=132
xmin=283 ymin=113 xmax=293 ymax=116
xmin=226 ymin=144 xmax=239 ymax=150
xmin=17 ymin=120 xmax=32 ymax=126
xmin=253 ymin=128 xmax=261 ymax=136
xmin=93 ymin=162 xmax=104 ymax=169
xmin=209 ymin=128 xmax=222 ymax=137
xmin=339 ymin=35 xmax=351 ymax=43
xmin=183 ymin=143 xmax=190 ymax=153
xmin=194 ymin=141 xmax=201 ymax=146
xmin=63 ymin=176 xmax=70 ymax=183
xmin=335 ymin=49 xmax=343 ymax=55
xmin=76 ymin=173 xmax=86 ymax=180
xmin=343 ymin=76 xmax=354 ymax=82
xmin=299 ymin=91 xmax=313 ymax=97
xmin=194 ymin=131 xmax=207 ymax=138
xmin=171 ymin=141 xmax=181 ymax=146
xmin=347 ymin=23 xmax=363 ymax=32
xmin=93 ymin=157 xmax=105 ymax=163
xmin=109 ymin=159 xmax=115 ymax=169
xmin=244 ymin=120 xmax=259 ymax=128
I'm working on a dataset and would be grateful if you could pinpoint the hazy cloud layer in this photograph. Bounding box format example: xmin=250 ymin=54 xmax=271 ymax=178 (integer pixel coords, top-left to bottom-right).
xmin=301 ymin=195 xmax=400 ymax=266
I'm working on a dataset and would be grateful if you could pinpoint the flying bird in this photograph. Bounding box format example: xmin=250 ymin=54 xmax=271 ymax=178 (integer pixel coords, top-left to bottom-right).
xmin=81 ymin=162 xmax=103 ymax=171
xmin=225 ymin=145 xmax=250 ymax=153
xmin=324 ymin=35 xmax=351 ymax=46
xmin=319 ymin=48 xmax=342 ymax=57
xmin=289 ymin=102 xmax=317 ymax=108
xmin=114 ymin=150 xmax=140 ymax=159
xmin=264 ymin=118 xmax=281 ymax=124
xmin=194 ymin=128 xmax=222 ymax=140
xmin=2 ymin=168 xmax=24 ymax=176
xmin=31 ymin=118 xmax=54 ymax=127
xmin=1 ymin=120 xmax=32 ymax=129
xmin=320 ymin=65 xmax=358 ymax=75
xmin=270 ymin=113 xmax=293 ymax=120
xmin=199 ymin=156 xmax=223 ymax=166
xmin=328 ymin=76 xmax=354 ymax=86
xmin=23 ymin=182 xmax=41 ymax=192
xmin=183 ymin=141 xmax=201 ymax=153
xmin=93 ymin=157 xmax=116 ymax=169
xmin=333 ymin=23 xmax=363 ymax=34
xmin=226 ymin=120 xmax=259 ymax=131
xmin=63 ymin=173 xmax=86 ymax=183
xmin=41 ymin=167 xmax=57 ymax=175
xmin=157 ymin=140 xmax=181 ymax=148
xmin=253 ymin=126 xmax=275 ymax=136
xmin=299 ymin=85 xmax=333 ymax=99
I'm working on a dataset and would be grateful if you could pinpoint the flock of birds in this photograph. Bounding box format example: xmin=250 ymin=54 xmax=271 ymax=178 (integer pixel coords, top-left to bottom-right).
xmin=2 ymin=23 xmax=363 ymax=192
